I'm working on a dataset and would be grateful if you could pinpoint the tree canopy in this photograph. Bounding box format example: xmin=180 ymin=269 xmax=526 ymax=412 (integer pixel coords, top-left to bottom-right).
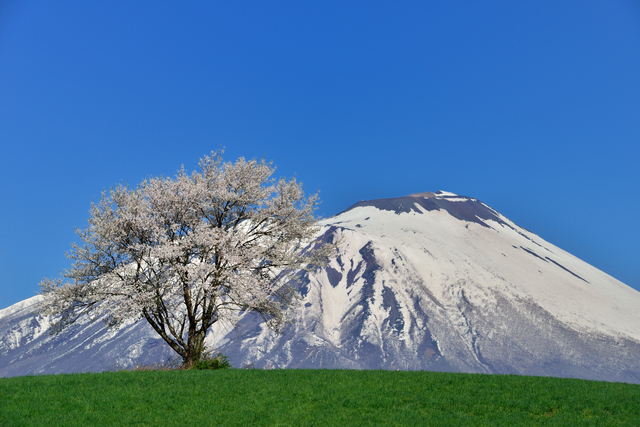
xmin=39 ymin=150 xmax=329 ymax=365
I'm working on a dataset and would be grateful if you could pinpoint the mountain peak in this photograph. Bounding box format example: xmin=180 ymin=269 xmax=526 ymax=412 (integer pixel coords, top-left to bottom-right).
xmin=338 ymin=191 xmax=504 ymax=228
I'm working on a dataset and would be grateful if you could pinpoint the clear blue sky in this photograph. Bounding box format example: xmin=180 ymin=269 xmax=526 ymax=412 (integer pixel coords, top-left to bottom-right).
xmin=1 ymin=1 xmax=639 ymax=309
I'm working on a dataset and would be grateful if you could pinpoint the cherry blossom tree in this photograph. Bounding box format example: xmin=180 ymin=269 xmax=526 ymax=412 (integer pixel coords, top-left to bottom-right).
xmin=38 ymin=150 xmax=329 ymax=366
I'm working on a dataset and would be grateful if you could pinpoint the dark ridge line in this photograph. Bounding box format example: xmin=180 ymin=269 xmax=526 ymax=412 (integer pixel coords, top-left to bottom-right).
xmin=545 ymin=257 xmax=589 ymax=284
xmin=520 ymin=246 xmax=548 ymax=263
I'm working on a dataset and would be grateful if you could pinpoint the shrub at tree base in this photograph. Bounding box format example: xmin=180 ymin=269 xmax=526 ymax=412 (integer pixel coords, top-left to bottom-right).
xmin=190 ymin=353 xmax=232 ymax=370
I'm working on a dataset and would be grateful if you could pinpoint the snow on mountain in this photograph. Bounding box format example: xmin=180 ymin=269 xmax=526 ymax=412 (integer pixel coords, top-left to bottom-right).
xmin=2 ymin=191 xmax=640 ymax=382
xmin=0 ymin=295 xmax=175 ymax=377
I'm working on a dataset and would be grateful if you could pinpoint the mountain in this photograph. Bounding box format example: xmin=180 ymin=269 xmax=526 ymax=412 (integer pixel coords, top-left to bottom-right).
xmin=2 ymin=191 xmax=640 ymax=382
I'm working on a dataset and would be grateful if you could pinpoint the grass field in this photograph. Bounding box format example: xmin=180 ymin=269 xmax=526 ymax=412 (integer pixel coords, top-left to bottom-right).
xmin=1 ymin=369 xmax=639 ymax=426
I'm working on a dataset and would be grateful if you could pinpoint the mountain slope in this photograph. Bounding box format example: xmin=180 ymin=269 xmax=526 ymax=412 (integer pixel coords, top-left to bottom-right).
xmin=2 ymin=191 xmax=640 ymax=382
xmin=216 ymin=191 xmax=640 ymax=382
xmin=0 ymin=296 xmax=173 ymax=377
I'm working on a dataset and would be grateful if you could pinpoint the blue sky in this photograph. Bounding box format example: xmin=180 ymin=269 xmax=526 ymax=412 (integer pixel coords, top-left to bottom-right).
xmin=1 ymin=1 xmax=639 ymax=309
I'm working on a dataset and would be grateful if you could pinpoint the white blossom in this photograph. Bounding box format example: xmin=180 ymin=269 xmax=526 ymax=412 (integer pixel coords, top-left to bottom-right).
xmin=38 ymin=150 xmax=330 ymax=365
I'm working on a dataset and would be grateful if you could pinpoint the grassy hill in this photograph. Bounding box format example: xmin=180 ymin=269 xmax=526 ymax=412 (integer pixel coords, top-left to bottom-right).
xmin=1 ymin=369 xmax=639 ymax=426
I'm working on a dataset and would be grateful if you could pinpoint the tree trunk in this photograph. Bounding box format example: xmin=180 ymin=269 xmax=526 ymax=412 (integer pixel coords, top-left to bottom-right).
xmin=182 ymin=332 xmax=207 ymax=367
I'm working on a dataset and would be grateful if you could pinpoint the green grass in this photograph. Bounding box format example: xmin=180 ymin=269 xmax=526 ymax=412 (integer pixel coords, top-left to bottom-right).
xmin=1 ymin=369 xmax=639 ymax=426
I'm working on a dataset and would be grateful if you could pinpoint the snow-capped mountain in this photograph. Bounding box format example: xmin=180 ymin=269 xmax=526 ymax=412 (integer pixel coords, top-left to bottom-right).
xmin=2 ymin=191 xmax=640 ymax=383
